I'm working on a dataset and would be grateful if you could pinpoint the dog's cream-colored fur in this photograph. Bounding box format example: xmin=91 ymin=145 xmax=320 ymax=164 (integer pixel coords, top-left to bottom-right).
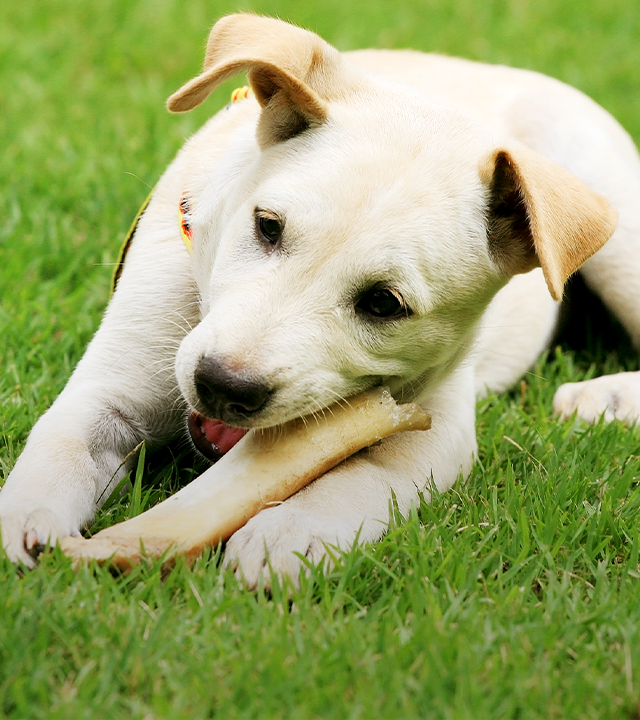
xmin=2 ymin=15 xmax=639 ymax=587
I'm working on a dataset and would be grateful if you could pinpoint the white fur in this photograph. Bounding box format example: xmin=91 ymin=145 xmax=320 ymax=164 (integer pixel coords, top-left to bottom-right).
xmin=1 ymin=16 xmax=639 ymax=587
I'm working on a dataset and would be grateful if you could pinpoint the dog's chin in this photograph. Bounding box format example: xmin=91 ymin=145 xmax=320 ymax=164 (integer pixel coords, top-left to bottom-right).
xmin=187 ymin=410 xmax=248 ymax=463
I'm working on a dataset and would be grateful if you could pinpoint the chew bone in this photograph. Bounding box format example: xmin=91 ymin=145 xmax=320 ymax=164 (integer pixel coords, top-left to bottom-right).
xmin=60 ymin=387 xmax=431 ymax=570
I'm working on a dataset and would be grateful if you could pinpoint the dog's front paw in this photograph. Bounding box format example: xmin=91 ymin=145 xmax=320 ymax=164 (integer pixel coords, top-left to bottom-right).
xmin=223 ymin=506 xmax=357 ymax=589
xmin=0 ymin=506 xmax=80 ymax=568
xmin=554 ymin=372 xmax=640 ymax=425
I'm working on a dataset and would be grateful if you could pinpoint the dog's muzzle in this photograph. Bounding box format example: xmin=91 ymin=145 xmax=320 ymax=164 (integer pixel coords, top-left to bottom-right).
xmin=187 ymin=357 xmax=273 ymax=461
xmin=194 ymin=356 xmax=274 ymax=423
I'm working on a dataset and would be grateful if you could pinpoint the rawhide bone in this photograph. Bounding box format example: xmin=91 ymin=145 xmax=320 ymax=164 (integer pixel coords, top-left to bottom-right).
xmin=60 ymin=387 xmax=431 ymax=571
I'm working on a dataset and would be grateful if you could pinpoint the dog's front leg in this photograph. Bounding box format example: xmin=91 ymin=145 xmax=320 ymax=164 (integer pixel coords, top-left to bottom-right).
xmin=0 ymin=202 xmax=198 ymax=567
xmin=224 ymin=365 xmax=477 ymax=589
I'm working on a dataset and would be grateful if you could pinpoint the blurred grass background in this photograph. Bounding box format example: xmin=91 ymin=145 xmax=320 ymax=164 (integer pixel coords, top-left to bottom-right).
xmin=1 ymin=1 xmax=640 ymax=718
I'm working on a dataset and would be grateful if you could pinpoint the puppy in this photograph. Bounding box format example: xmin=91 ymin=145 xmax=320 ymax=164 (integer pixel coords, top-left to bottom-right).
xmin=2 ymin=15 xmax=639 ymax=587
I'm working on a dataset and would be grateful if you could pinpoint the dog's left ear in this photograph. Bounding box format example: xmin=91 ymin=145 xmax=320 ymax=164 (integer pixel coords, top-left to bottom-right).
xmin=167 ymin=14 xmax=357 ymax=147
xmin=484 ymin=144 xmax=617 ymax=300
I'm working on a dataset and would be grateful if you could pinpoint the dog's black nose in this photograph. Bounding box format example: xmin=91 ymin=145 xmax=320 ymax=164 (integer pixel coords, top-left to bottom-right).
xmin=194 ymin=357 xmax=272 ymax=422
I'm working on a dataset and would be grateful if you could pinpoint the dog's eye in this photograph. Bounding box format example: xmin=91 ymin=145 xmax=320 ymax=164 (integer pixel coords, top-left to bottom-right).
xmin=356 ymin=287 xmax=410 ymax=319
xmin=257 ymin=213 xmax=284 ymax=246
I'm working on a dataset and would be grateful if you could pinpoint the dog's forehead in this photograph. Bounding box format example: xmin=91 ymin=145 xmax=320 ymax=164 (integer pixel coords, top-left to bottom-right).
xmin=249 ymin=96 xmax=490 ymax=260
xmin=255 ymin=92 xmax=491 ymax=214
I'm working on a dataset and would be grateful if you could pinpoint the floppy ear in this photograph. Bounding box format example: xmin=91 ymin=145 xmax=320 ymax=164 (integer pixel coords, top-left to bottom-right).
xmin=484 ymin=144 xmax=617 ymax=300
xmin=167 ymin=14 xmax=355 ymax=147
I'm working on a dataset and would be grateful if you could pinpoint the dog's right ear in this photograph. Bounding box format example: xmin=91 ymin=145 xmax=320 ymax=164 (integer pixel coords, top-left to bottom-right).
xmin=167 ymin=14 xmax=356 ymax=147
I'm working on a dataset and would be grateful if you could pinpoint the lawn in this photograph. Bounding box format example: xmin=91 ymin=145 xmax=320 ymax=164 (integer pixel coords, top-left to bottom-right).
xmin=1 ymin=0 xmax=640 ymax=717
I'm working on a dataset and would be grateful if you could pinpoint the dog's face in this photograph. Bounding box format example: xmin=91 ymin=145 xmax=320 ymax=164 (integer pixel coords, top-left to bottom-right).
xmin=170 ymin=15 xmax=616 ymax=432
xmin=175 ymin=95 xmax=505 ymax=428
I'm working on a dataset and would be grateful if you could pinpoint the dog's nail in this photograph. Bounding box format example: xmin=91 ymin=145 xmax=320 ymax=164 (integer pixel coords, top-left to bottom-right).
xmin=25 ymin=529 xmax=38 ymax=550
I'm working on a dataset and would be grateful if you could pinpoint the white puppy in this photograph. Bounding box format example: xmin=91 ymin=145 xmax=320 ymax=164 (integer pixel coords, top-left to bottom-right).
xmin=2 ymin=15 xmax=639 ymax=587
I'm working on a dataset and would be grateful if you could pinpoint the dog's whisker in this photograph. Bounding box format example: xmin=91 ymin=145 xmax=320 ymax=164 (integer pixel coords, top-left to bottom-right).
xmin=163 ymin=315 xmax=196 ymax=335
xmin=323 ymin=389 xmax=353 ymax=416
xmin=134 ymin=340 xmax=182 ymax=351
xmin=146 ymin=367 xmax=178 ymax=384
xmin=308 ymin=399 xmax=327 ymax=427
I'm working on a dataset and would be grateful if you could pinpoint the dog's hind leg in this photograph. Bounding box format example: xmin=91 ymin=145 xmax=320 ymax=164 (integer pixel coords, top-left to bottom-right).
xmin=0 ymin=188 xmax=199 ymax=567
xmin=553 ymin=158 xmax=640 ymax=425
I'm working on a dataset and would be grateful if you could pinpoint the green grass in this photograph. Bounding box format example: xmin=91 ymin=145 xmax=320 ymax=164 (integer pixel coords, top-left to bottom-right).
xmin=1 ymin=0 xmax=640 ymax=717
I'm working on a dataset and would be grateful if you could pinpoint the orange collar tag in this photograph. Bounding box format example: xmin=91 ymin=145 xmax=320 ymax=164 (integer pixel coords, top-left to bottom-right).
xmin=179 ymin=194 xmax=193 ymax=253
xmin=177 ymin=87 xmax=252 ymax=255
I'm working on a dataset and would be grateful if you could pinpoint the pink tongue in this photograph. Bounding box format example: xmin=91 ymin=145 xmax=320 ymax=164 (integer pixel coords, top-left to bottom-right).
xmin=200 ymin=417 xmax=247 ymax=454
xmin=187 ymin=410 xmax=249 ymax=461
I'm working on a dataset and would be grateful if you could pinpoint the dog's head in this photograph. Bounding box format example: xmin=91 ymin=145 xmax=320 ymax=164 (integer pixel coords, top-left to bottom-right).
xmin=169 ymin=14 xmax=617 ymax=436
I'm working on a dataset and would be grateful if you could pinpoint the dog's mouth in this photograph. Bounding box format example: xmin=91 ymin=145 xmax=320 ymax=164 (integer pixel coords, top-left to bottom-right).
xmin=187 ymin=410 xmax=248 ymax=462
